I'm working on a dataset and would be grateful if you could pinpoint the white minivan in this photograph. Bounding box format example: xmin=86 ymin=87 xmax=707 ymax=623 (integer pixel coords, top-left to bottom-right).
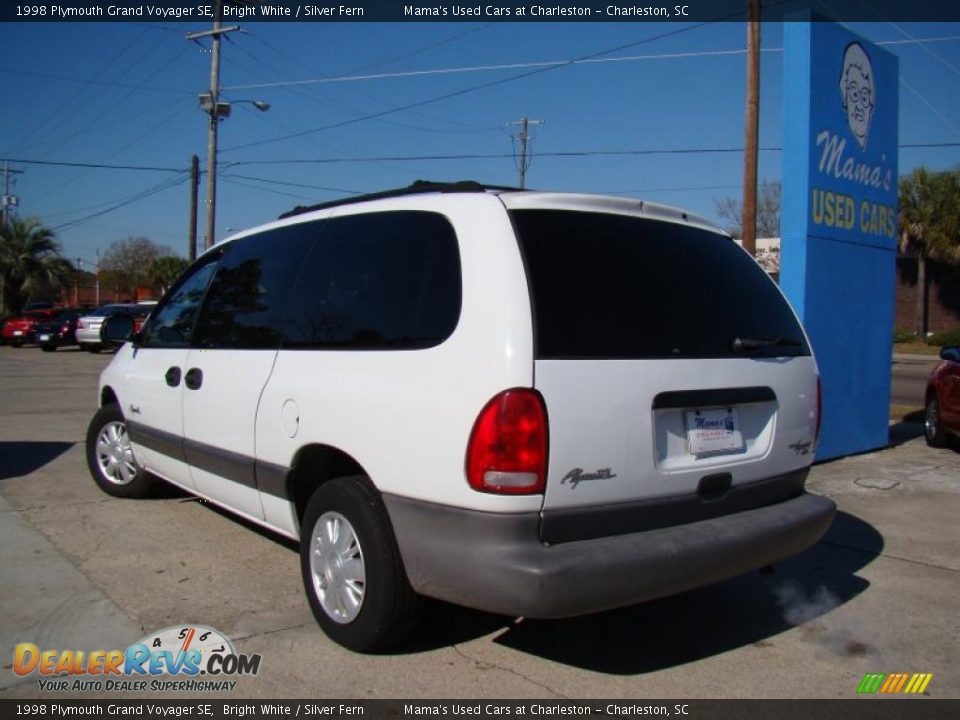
xmin=87 ymin=181 xmax=835 ymax=652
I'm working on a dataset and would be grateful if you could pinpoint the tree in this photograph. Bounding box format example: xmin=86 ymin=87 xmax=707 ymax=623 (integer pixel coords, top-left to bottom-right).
xmin=898 ymin=167 xmax=960 ymax=337
xmin=0 ymin=216 xmax=74 ymax=315
xmin=99 ymin=237 xmax=172 ymax=298
xmin=149 ymin=255 xmax=189 ymax=294
xmin=714 ymin=179 xmax=782 ymax=240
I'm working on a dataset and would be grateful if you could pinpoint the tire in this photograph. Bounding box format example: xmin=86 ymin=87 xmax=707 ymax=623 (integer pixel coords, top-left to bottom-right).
xmin=10 ymin=339 xmax=22 ymax=348
xmin=300 ymin=477 xmax=421 ymax=652
xmin=85 ymin=344 xmax=101 ymax=353
xmin=41 ymin=344 xmax=55 ymax=352
xmin=85 ymin=403 xmax=156 ymax=498
xmin=925 ymin=393 xmax=947 ymax=448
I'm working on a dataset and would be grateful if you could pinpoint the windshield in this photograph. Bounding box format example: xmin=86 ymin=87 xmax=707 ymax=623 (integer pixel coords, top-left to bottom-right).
xmin=511 ymin=210 xmax=810 ymax=360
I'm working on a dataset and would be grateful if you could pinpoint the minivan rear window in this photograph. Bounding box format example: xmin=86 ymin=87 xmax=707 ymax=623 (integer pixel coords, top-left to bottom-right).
xmin=511 ymin=210 xmax=810 ymax=359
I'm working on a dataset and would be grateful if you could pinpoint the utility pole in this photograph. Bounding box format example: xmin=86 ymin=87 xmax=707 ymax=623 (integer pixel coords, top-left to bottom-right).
xmin=508 ymin=116 xmax=544 ymax=189
xmin=95 ymin=249 xmax=100 ymax=307
xmin=188 ymin=154 xmax=199 ymax=261
xmin=187 ymin=0 xmax=240 ymax=250
xmin=2 ymin=161 xmax=24 ymax=226
xmin=741 ymin=0 xmax=761 ymax=256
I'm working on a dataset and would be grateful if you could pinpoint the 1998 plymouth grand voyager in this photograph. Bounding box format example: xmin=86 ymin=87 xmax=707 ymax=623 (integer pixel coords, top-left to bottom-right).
xmin=86 ymin=181 xmax=836 ymax=651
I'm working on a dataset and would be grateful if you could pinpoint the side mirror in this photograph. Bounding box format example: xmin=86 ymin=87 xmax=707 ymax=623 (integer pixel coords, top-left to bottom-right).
xmin=101 ymin=314 xmax=135 ymax=346
xmin=940 ymin=346 xmax=960 ymax=363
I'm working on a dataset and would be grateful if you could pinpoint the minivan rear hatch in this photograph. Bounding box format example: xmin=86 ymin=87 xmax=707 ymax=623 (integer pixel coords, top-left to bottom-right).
xmin=503 ymin=195 xmax=819 ymax=542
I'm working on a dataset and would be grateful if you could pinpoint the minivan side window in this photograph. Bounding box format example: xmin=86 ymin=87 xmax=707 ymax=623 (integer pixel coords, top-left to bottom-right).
xmin=192 ymin=224 xmax=317 ymax=350
xmin=140 ymin=251 xmax=221 ymax=349
xmin=281 ymin=211 xmax=461 ymax=350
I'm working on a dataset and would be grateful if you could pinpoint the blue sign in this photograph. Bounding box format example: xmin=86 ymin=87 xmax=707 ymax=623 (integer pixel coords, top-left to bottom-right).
xmin=781 ymin=20 xmax=899 ymax=461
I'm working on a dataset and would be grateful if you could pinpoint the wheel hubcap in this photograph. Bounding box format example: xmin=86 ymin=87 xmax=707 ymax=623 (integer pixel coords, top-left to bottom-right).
xmin=95 ymin=421 xmax=138 ymax=486
xmin=926 ymin=400 xmax=939 ymax=439
xmin=309 ymin=511 xmax=366 ymax=624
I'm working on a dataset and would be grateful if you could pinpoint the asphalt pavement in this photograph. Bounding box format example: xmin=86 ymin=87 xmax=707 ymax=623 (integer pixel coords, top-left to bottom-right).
xmin=1 ymin=345 xmax=957 ymax=699
xmin=891 ymin=352 xmax=940 ymax=407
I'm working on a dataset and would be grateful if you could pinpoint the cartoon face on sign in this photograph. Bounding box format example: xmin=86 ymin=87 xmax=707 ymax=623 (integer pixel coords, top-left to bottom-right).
xmin=839 ymin=42 xmax=875 ymax=150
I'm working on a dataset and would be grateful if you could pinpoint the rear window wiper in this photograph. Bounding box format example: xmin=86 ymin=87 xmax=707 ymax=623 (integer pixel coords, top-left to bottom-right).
xmin=731 ymin=336 xmax=803 ymax=352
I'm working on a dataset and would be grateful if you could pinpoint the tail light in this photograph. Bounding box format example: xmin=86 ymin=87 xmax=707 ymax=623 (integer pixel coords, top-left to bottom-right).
xmin=77 ymin=320 xmax=85 ymax=329
xmin=466 ymin=389 xmax=548 ymax=495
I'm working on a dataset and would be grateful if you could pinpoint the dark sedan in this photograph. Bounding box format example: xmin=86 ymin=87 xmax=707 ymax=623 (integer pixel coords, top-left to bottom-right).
xmin=35 ymin=310 xmax=84 ymax=352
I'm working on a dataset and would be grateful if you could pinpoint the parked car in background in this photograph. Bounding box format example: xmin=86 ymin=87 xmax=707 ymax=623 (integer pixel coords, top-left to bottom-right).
xmin=2 ymin=309 xmax=59 ymax=347
xmin=130 ymin=302 xmax=156 ymax=336
xmin=76 ymin=304 xmax=136 ymax=353
xmin=926 ymin=345 xmax=960 ymax=447
xmin=35 ymin=309 xmax=84 ymax=352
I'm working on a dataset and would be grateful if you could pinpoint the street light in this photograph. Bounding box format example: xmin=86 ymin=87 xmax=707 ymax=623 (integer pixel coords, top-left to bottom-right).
xmin=197 ymin=93 xmax=270 ymax=250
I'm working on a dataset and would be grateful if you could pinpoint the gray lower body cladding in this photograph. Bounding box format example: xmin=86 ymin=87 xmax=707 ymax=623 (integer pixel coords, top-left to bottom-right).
xmin=383 ymin=490 xmax=836 ymax=619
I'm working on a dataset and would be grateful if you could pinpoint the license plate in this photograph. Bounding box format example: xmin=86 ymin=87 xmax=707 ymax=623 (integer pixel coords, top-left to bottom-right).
xmin=39 ymin=334 xmax=50 ymax=342
xmin=685 ymin=407 xmax=744 ymax=455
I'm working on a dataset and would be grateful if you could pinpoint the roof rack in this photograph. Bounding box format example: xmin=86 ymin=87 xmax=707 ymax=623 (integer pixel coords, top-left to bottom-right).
xmin=278 ymin=179 xmax=524 ymax=219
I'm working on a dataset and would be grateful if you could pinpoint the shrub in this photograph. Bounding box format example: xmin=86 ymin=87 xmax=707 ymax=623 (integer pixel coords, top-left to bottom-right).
xmin=892 ymin=327 xmax=917 ymax=343
xmin=926 ymin=328 xmax=960 ymax=347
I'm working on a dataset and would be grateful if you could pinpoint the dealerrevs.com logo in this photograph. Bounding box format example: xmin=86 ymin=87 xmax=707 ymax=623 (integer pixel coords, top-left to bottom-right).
xmin=13 ymin=625 xmax=261 ymax=692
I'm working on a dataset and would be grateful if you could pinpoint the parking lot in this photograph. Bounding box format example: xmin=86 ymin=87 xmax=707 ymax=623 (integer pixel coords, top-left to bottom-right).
xmin=1 ymin=344 xmax=958 ymax=699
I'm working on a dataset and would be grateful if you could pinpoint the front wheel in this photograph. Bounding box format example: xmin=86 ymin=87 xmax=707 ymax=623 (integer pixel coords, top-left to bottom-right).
xmin=925 ymin=393 xmax=948 ymax=448
xmin=41 ymin=344 xmax=56 ymax=352
xmin=85 ymin=403 xmax=156 ymax=498
xmin=300 ymin=477 xmax=421 ymax=652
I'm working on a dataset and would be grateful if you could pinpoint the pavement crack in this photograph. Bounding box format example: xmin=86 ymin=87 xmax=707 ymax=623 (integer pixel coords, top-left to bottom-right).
xmin=821 ymin=539 xmax=960 ymax=574
xmin=451 ymin=644 xmax=569 ymax=698
xmin=230 ymin=622 xmax=314 ymax=643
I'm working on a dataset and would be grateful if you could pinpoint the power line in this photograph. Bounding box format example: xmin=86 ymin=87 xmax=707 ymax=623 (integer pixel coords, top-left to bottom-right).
xmin=4 ymin=140 xmax=956 ymax=177
xmin=52 ymin=173 xmax=190 ymax=231
xmin=4 ymin=27 xmax=151 ymax=157
xmin=35 ymin=43 xmax=191 ymax=162
xmin=224 ymin=141 xmax=960 ymax=167
xmin=0 ymin=158 xmax=185 ymax=172
xmin=220 ymin=173 xmax=360 ymax=195
xmin=30 ymin=103 xmax=195 ymax=207
xmin=242 ymin=27 xmax=500 ymax=134
xmin=221 ymin=16 xmax=748 ymax=154
xmin=221 ymin=35 xmax=960 ymax=92
xmin=0 ymin=67 xmax=193 ymax=95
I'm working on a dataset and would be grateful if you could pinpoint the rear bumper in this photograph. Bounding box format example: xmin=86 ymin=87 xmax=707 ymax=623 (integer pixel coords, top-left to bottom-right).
xmin=384 ymin=491 xmax=835 ymax=619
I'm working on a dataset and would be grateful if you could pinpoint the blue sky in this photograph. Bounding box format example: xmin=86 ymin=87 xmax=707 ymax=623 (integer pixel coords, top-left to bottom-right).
xmin=2 ymin=19 xmax=959 ymax=263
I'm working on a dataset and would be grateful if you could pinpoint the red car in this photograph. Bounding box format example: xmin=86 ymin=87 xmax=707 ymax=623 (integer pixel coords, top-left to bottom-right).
xmin=925 ymin=345 xmax=960 ymax=447
xmin=1 ymin=309 xmax=58 ymax=347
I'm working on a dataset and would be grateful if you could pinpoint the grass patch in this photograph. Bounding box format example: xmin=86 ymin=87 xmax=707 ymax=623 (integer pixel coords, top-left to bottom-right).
xmin=890 ymin=405 xmax=924 ymax=423
xmin=892 ymin=342 xmax=942 ymax=356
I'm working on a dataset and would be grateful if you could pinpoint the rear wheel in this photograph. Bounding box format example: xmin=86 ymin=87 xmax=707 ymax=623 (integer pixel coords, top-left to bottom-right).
xmin=300 ymin=477 xmax=421 ymax=652
xmin=85 ymin=344 xmax=101 ymax=353
xmin=925 ymin=393 xmax=947 ymax=448
xmin=86 ymin=403 xmax=156 ymax=498
xmin=10 ymin=339 xmax=22 ymax=348
xmin=41 ymin=344 xmax=55 ymax=352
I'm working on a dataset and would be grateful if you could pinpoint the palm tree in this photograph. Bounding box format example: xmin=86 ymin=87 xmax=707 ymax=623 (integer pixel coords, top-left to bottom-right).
xmin=0 ymin=216 xmax=74 ymax=315
xmin=898 ymin=168 xmax=960 ymax=338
